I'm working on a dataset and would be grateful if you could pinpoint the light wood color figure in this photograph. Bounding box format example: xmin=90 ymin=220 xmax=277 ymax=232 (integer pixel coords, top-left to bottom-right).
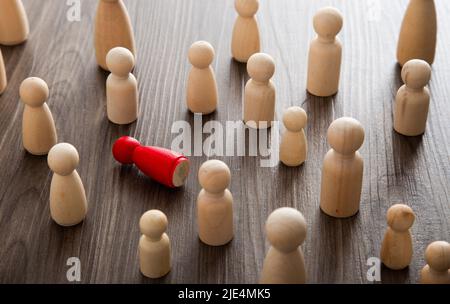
xmin=139 ymin=209 xmax=171 ymax=278
xmin=20 ymin=77 xmax=57 ymax=155
xmin=186 ymin=41 xmax=218 ymax=114
xmin=260 ymin=207 xmax=307 ymax=284
xmin=244 ymin=53 xmax=275 ymax=129
xmin=197 ymin=160 xmax=233 ymax=246
xmin=0 ymin=0 xmax=29 ymax=45
xmin=279 ymin=106 xmax=307 ymax=167
xmin=306 ymin=7 xmax=343 ymax=97
xmin=397 ymin=0 xmax=437 ymax=66
xmin=420 ymin=241 xmax=450 ymax=284
xmin=231 ymin=0 xmax=260 ymax=63
xmin=380 ymin=204 xmax=415 ymax=270
xmin=106 ymin=47 xmax=138 ymax=124
xmin=0 ymin=49 xmax=6 ymax=94
xmin=394 ymin=59 xmax=431 ymax=136
xmin=94 ymin=0 xmax=136 ymax=71
xmin=320 ymin=117 xmax=364 ymax=218
xmin=48 ymin=143 xmax=88 ymax=227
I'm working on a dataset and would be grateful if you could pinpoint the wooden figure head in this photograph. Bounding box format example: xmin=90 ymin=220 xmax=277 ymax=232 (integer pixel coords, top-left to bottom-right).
xmin=48 ymin=143 xmax=80 ymax=176
xmin=198 ymin=160 xmax=230 ymax=194
xmin=266 ymin=207 xmax=307 ymax=253
xmin=313 ymin=7 xmax=343 ymax=40
xmin=247 ymin=53 xmax=275 ymax=83
xmin=19 ymin=77 xmax=49 ymax=107
xmin=140 ymin=209 xmax=168 ymax=241
xmin=425 ymin=241 xmax=450 ymax=271
xmin=106 ymin=46 xmax=135 ymax=77
xmin=327 ymin=117 xmax=364 ymax=155
xmin=401 ymin=59 xmax=431 ymax=90
xmin=188 ymin=41 xmax=215 ymax=69
xmin=386 ymin=204 xmax=415 ymax=232
xmin=283 ymin=106 xmax=307 ymax=132
xmin=235 ymin=0 xmax=259 ymax=18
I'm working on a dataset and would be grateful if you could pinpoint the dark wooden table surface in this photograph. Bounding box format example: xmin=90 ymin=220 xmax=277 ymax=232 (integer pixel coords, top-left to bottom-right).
xmin=0 ymin=0 xmax=449 ymax=284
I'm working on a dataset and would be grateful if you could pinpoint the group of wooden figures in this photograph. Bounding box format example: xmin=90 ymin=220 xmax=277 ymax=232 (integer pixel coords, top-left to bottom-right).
xmin=0 ymin=0 xmax=448 ymax=283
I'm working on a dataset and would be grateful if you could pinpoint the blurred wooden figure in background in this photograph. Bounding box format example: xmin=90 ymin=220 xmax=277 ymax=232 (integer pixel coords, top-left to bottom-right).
xmin=397 ymin=0 xmax=437 ymax=66
xmin=0 ymin=49 xmax=6 ymax=94
xmin=0 ymin=0 xmax=29 ymax=45
xmin=95 ymin=0 xmax=136 ymax=71
xmin=231 ymin=0 xmax=260 ymax=63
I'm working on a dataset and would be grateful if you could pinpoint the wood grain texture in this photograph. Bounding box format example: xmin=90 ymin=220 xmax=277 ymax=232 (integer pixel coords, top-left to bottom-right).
xmin=0 ymin=0 xmax=449 ymax=284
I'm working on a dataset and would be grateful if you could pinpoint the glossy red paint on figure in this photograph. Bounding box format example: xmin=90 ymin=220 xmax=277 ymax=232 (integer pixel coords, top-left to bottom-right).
xmin=112 ymin=136 xmax=190 ymax=188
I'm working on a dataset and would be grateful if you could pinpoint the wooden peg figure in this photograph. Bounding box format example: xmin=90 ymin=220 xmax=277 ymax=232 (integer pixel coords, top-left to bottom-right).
xmin=106 ymin=47 xmax=138 ymax=124
xmin=306 ymin=7 xmax=343 ymax=97
xmin=420 ymin=241 xmax=450 ymax=284
xmin=397 ymin=0 xmax=437 ymax=66
xmin=139 ymin=209 xmax=171 ymax=278
xmin=0 ymin=49 xmax=6 ymax=94
xmin=380 ymin=204 xmax=415 ymax=270
xmin=394 ymin=59 xmax=431 ymax=136
xmin=186 ymin=41 xmax=218 ymax=114
xmin=48 ymin=143 xmax=88 ymax=226
xmin=320 ymin=117 xmax=364 ymax=218
xmin=231 ymin=0 xmax=260 ymax=63
xmin=260 ymin=207 xmax=307 ymax=284
xmin=95 ymin=0 xmax=136 ymax=71
xmin=279 ymin=107 xmax=307 ymax=166
xmin=0 ymin=0 xmax=29 ymax=45
xmin=244 ymin=53 xmax=275 ymax=129
xmin=20 ymin=77 xmax=57 ymax=155
xmin=197 ymin=160 xmax=233 ymax=246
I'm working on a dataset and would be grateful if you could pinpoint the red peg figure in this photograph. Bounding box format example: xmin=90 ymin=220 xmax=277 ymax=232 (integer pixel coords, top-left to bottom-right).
xmin=113 ymin=136 xmax=190 ymax=188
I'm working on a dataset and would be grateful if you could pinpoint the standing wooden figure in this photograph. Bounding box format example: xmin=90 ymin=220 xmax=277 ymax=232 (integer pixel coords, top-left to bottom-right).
xmin=306 ymin=7 xmax=343 ymax=97
xmin=139 ymin=209 xmax=171 ymax=278
xmin=20 ymin=77 xmax=57 ymax=155
xmin=0 ymin=0 xmax=29 ymax=45
xmin=186 ymin=41 xmax=218 ymax=114
xmin=231 ymin=0 xmax=260 ymax=63
xmin=320 ymin=117 xmax=364 ymax=218
xmin=106 ymin=47 xmax=138 ymax=124
xmin=260 ymin=207 xmax=307 ymax=284
xmin=397 ymin=0 xmax=437 ymax=66
xmin=0 ymin=49 xmax=6 ymax=94
xmin=394 ymin=59 xmax=431 ymax=136
xmin=95 ymin=0 xmax=136 ymax=71
xmin=48 ymin=143 xmax=88 ymax=227
xmin=279 ymin=107 xmax=307 ymax=166
xmin=244 ymin=53 xmax=275 ymax=129
xmin=380 ymin=204 xmax=415 ymax=270
xmin=420 ymin=241 xmax=450 ymax=284
xmin=197 ymin=160 xmax=233 ymax=246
